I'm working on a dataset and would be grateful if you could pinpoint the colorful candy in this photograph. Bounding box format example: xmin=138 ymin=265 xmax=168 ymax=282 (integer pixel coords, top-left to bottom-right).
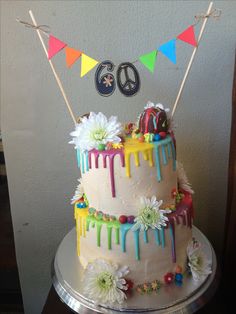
xmin=119 ymin=215 xmax=128 ymax=224
xmin=127 ymin=215 xmax=135 ymax=224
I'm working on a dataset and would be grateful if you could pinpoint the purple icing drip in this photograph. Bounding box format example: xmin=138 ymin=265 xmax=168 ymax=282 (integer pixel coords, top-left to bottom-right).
xmin=169 ymin=219 xmax=176 ymax=263
xmin=88 ymin=149 xmax=125 ymax=198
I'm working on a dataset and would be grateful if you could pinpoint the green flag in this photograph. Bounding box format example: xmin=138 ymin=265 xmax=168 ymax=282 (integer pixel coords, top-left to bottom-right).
xmin=139 ymin=50 xmax=157 ymax=73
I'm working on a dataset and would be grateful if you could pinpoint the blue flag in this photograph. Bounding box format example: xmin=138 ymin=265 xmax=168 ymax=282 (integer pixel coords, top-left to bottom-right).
xmin=158 ymin=39 xmax=176 ymax=64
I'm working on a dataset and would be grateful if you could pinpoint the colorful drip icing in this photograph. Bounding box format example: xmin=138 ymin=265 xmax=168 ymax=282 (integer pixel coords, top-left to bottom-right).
xmin=75 ymin=191 xmax=193 ymax=263
xmin=76 ymin=136 xmax=176 ymax=198
xmin=78 ymin=148 xmax=125 ymax=197
xmin=152 ymin=135 xmax=176 ymax=182
xmin=74 ymin=204 xmax=88 ymax=256
xmin=124 ymin=138 xmax=154 ymax=177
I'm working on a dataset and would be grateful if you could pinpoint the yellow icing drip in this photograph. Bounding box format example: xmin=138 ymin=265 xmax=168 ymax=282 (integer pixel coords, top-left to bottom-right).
xmin=124 ymin=138 xmax=154 ymax=177
xmin=74 ymin=203 xmax=88 ymax=256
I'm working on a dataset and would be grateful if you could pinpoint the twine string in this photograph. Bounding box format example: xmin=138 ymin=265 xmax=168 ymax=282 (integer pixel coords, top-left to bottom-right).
xmin=16 ymin=18 xmax=50 ymax=37
xmin=194 ymin=8 xmax=221 ymax=25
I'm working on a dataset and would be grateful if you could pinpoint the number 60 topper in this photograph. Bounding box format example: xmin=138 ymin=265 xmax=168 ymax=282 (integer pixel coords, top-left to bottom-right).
xmin=95 ymin=60 xmax=140 ymax=97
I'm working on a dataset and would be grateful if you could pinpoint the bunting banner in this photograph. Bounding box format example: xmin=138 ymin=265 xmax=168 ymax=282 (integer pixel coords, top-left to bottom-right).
xmin=65 ymin=47 xmax=82 ymax=68
xmin=43 ymin=22 xmax=198 ymax=96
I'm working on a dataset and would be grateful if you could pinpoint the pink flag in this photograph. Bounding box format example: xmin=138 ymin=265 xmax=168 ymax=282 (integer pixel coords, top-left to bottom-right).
xmin=177 ymin=26 xmax=197 ymax=47
xmin=48 ymin=35 xmax=67 ymax=60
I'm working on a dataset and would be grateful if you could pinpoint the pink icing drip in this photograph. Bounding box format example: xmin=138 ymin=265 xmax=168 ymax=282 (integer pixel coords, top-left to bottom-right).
xmin=88 ymin=149 xmax=125 ymax=198
xmin=88 ymin=153 xmax=92 ymax=169
xmin=103 ymin=155 xmax=107 ymax=168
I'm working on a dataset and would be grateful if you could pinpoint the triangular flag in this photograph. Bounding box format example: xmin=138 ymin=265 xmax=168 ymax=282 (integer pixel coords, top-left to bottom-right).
xmin=48 ymin=35 xmax=67 ymax=60
xmin=139 ymin=50 xmax=157 ymax=73
xmin=65 ymin=47 xmax=82 ymax=68
xmin=158 ymin=39 xmax=176 ymax=64
xmin=177 ymin=25 xmax=197 ymax=47
xmin=81 ymin=54 xmax=99 ymax=77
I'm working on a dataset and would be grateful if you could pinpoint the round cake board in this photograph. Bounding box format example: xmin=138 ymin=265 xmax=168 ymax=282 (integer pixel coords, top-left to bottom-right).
xmin=52 ymin=226 xmax=218 ymax=313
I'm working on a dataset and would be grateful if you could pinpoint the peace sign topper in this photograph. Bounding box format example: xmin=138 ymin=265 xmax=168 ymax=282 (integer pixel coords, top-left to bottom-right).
xmin=95 ymin=60 xmax=140 ymax=97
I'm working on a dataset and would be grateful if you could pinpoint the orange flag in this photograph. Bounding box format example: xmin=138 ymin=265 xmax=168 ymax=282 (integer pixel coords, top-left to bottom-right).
xmin=65 ymin=47 xmax=82 ymax=68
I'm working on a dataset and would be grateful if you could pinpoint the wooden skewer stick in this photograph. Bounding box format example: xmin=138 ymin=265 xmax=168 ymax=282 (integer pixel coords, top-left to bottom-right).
xmin=29 ymin=10 xmax=77 ymax=125
xmin=171 ymin=1 xmax=214 ymax=118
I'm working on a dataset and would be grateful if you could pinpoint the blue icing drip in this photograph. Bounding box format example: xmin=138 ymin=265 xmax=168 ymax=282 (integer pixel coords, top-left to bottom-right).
xmin=85 ymin=151 xmax=89 ymax=172
xmin=154 ymin=146 xmax=161 ymax=182
xmin=162 ymin=145 xmax=167 ymax=165
xmin=76 ymin=149 xmax=80 ymax=169
xmin=153 ymin=115 xmax=157 ymax=130
xmin=120 ymin=224 xmax=132 ymax=253
xmin=133 ymin=230 xmax=140 ymax=260
xmin=154 ymin=229 xmax=160 ymax=246
xmin=171 ymin=141 xmax=176 ymax=171
xmin=167 ymin=143 xmax=171 ymax=158
xmin=160 ymin=227 xmax=165 ymax=248
xmin=81 ymin=152 xmax=85 ymax=174
xmin=143 ymin=230 xmax=148 ymax=243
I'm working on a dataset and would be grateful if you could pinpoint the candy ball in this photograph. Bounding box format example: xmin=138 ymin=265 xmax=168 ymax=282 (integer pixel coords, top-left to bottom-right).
xmin=127 ymin=215 xmax=135 ymax=224
xmin=138 ymin=135 xmax=145 ymax=143
xmin=159 ymin=132 xmax=167 ymax=139
xmin=153 ymin=134 xmax=161 ymax=141
xmin=175 ymin=273 xmax=183 ymax=282
xmin=119 ymin=215 xmax=127 ymax=224
xmin=98 ymin=144 xmax=106 ymax=151
xmin=175 ymin=265 xmax=183 ymax=274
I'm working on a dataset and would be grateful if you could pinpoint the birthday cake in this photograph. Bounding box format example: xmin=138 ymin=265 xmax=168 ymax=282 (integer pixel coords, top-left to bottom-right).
xmin=70 ymin=102 xmax=211 ymax=306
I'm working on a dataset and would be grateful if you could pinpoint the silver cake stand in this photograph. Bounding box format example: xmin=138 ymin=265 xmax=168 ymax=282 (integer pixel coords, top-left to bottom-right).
xmin=52 ymin=226 xmax=218 ymax=313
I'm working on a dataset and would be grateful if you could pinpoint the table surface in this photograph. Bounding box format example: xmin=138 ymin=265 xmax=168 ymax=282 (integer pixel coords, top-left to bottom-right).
xmin=46 ymin=226 xmax=219 ymax=314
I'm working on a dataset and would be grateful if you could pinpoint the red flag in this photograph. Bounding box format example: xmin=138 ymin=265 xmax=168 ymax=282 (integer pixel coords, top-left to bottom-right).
xmin=177 ymin=26 xmax=197 ymax=47
xmin=48 ymin=35 xmax=67 ymax=59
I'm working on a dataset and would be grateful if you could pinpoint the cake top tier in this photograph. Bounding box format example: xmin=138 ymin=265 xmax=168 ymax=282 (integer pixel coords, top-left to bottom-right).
xmin=70 ymin=101 xmax=172 ymax=152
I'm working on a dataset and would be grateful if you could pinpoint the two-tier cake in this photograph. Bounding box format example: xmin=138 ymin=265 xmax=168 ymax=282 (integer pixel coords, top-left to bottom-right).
xmin=70 ymin=102 xmax=211 ymax=305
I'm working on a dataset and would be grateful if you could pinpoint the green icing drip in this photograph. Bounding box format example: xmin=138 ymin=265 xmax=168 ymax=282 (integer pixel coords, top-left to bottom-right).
xmin=96 ymin=222 xmax=102 ymax=247
xmin=107 ymin=225 xmax=112 ymax=250
xmin=115 ymin=228 xmax=120 ymax=244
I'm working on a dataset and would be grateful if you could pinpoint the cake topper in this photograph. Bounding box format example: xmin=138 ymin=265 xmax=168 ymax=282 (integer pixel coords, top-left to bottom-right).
xmin=17 ymin=3 xmax=220 ymax=123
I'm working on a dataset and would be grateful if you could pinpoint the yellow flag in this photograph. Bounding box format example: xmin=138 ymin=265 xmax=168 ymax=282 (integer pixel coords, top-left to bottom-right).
xmin=81 ymin=54 xmax=99 ymax=77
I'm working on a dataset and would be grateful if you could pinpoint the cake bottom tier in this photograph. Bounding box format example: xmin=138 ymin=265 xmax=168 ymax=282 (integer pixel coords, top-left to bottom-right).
xmin=76 ymin=193 xmax=193 ymax=285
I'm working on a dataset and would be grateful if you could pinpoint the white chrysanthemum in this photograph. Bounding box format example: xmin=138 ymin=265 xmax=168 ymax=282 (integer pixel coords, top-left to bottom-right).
xmin=83 ymin=259 xmax=129 ymax=305
xmin=71 ymin=178 xmax=84 ymax=204
xmin=132 ymin=196 xmax=171 ymax=231
xmin=70 ymin=112 xmax=123 ymax=151
xmin=187 ymin=240 xmax=212 ymax=281
xmin=69 ymin=122 xmax=84 ymax=149
xmin=177 ymin=162 xmax=194 ymax=194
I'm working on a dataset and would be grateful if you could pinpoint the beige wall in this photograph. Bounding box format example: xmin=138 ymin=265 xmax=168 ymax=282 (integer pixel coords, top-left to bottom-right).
xmin=1 ymin=1 xmax=235 ymax=313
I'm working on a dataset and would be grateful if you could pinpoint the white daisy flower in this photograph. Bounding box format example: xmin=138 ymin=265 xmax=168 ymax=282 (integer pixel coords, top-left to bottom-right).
xmin=177 ymin=162 xmax=194 ymax=194
xmin=70 ymin=112 xmax=123 ymax=151
xmin=187 ymin=239 xmax=212 ymax=281
xmin=132 ymin=196 xmax=171 ymax=231
xmin=71 ymin=179 xmax=84 ymax=204
xmin=69 ymin=122 xmax=84 ymax=149
xmin=83 ymin=259 xmax=129 ymax=305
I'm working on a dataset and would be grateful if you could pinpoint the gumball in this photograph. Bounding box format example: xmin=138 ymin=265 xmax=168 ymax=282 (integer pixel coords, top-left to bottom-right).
xmin=159 ymin=132 xmax=167 ymax=139
xmin=98 ymin=144 xmax=106 ymax=151
xmin=153 ymin=134 xmax=161 ymax=141
xmin=127 ymin=215 xmax=135 ymax=224
xmin=175 ymin=265 xmax=182 ymax=274
xmin=119 ymin=215 xmax=127 ymax=224
xmin=138 ymin=135 xmax=145 ymax=143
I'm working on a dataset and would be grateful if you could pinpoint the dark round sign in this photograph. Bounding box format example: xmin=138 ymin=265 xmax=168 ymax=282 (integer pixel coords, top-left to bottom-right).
xmin=95 ymin=60 xmax=116 ymax=97
xmin=116 ymin=62 xmax=140 ymax=97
